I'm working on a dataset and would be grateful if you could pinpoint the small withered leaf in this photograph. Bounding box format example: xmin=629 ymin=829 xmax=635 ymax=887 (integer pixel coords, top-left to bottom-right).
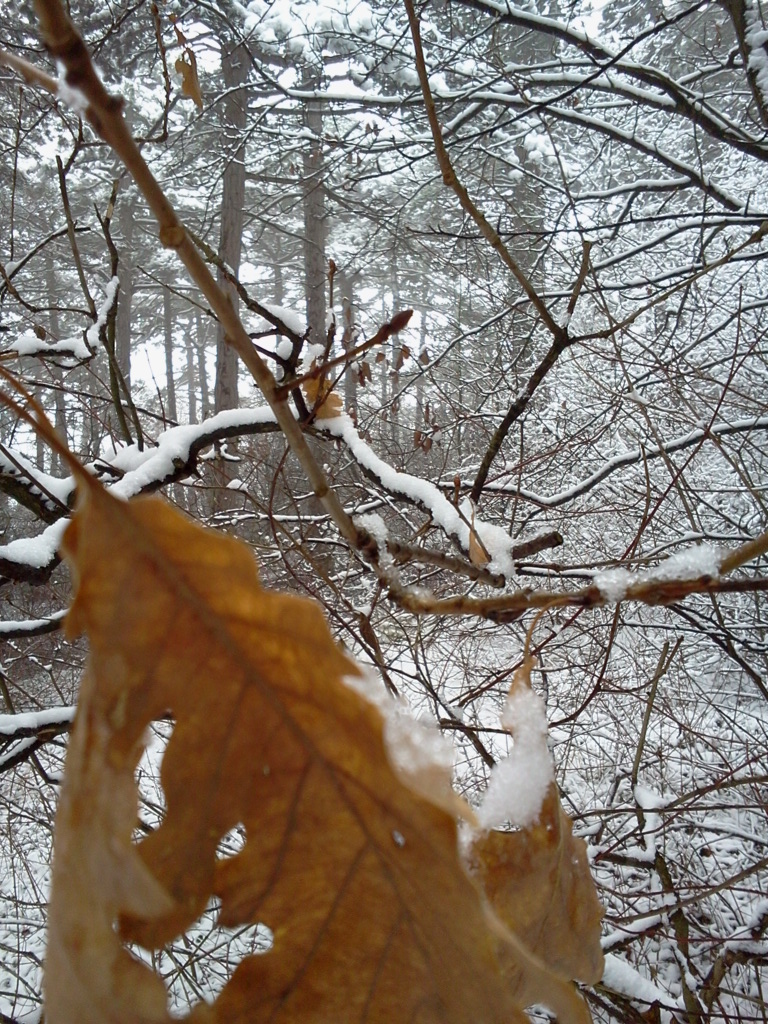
xmin=46 ymin=484 xmax=597 ymax=1024
xmin=174 ymin=52 xmax=202 ymax=109
xmin=467 ymin=655 xmax=603 ymax=998
xmin=468 ymin=507 xmax=490 ymax=567
xmin=389 ymin=309 xmax=413 ymax=333
xmin=468 ymin=786 xmax=605 ymax=993
xmin=302 ymin=375 xmax=343 ymax=418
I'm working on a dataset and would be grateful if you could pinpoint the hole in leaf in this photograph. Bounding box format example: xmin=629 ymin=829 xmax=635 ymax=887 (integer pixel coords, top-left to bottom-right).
xmin=152 ymin=898 xmax=273 ymax=1014
xmin=134 ymin=719 xmax=175 ymax=836
xmin=216 ymin=824 xmax=246 ymax=861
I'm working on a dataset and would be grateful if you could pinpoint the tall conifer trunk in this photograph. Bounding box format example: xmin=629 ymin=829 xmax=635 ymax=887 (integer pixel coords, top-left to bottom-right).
xmin=214 ymin=39 xmax=248 ymax=414
xmin=302 ymin=79 xmax=327 ymax=350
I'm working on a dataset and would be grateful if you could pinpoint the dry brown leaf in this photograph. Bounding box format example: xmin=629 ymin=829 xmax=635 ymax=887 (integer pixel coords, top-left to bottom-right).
xmin=468 ymin=787 xmax=604 ymax=992
xmin=302 ymin=373 xmax=344 ymax=418
xmin=468 ymin=507 xmax=490 ymax=567
xmin=466 ymin=656 xmax=604 ymax=998
xmin=45 ymin=483 xmax=596 ymax=1024
xmin=174 ymin=51 xmax=202 ymax=109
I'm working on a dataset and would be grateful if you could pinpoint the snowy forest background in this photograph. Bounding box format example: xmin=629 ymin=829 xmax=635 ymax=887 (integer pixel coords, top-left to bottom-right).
xmin=1 ymin=0 xmax=768 ymax=1020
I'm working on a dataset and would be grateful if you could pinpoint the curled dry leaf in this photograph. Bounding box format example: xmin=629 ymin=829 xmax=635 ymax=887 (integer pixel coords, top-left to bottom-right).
xmin=467 ymin=656 xmax=604 ymax=1001
xmin=45 ymin=481 xmax=598 ymax=1024
xmin=302 ymin=372 xmax=344 ymax=418
xmin=174 ymin=52 xmax=202 ymax=109
xmin=468 ymin=788 xmax=605 ymax=995
xmin=468 ymin=507 xmax=491 ymax=567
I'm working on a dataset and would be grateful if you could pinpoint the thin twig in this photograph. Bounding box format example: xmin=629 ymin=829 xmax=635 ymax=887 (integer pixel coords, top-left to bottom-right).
xmin=404 ymin=0 xmax=563 ymax=340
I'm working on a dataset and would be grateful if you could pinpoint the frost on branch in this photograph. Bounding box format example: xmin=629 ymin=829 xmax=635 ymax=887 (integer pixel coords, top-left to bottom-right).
xmin=45 ymin=478 xmax=602 ymax=1024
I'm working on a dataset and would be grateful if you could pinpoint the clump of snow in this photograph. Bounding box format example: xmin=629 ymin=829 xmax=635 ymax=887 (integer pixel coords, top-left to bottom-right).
xmin=0 ymin=518 xmax=69 ymax=570
xmin=523 ymin=130 xmax=556 ymax=164
xmin=226 ymin=478 xmax=249 ymax=492
xmin=0 ymin=445 xmax=74 ymax=507
xmin=8 ymin=277 xmax=118 ymax=363
xmin=0 ymin=609 xmax=68 ymax=636
xmin=56 ymin=60 xmax=89 ymax=113
xmin=342 ymin=666 xmax=392 ymax=713
xmin=301 ymin=342 xmax=326 ymax=370
xmin=649 ymin=542 xmax=720 ymax=581
xmin=624 ymin=389 xmax=648 ymax=406
xmin=354 ymin=512 xmax=391 ymax=566
xmin=601 ymin=954 xmax=668 ymax=1006
xmin=342 ymin=669 xmax=469 ymax=820
xmin=0 ymin=705 xmax=76 ymax=738
xmin=109 ymin=406 xmax=279 ymax=498
xmin=633 ymin=784 xmax=669 ymax=811
xmin=384 ymin=706 xmax=456 ymax=781
xmin=593 ymin=566 xmax=632 ymax=602
xmin=259 ymin=303 xmax=306 ymax=338
xmin=276 ymin=337 xmax=293 ymax=360
xmin=602 ymin=914 xmax=665 ymax=952
xmin=476 ymin=685 xmax=553 ymax=829
xmin=594 ymin=543 xmax=721 ymax=603
xmin=633 ymin=784 xmax=667 ymax=859
xmin=10 ymin=331 xmax=92 ymax=362
xmin=85 ymin=277 xmax=120 ymax=349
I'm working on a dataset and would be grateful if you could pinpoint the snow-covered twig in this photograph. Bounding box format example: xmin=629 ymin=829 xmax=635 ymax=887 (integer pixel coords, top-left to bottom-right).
xmin=480 ymin=415 xmax=768 ymax=508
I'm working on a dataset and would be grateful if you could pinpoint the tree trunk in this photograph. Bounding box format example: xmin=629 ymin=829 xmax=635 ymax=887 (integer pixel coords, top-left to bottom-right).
xmin=390 ymin=258 xmax=401 ymax=442
xmin=415 ymin=309 xmax=427 ymax=436
xmin=340 ymin=269 xmax=358 ymax=416
xmin=115 ymin=193 xmax=135 ymax=387
xmin=163 ymin=287 xmax=177 ymax=424
xmin=302 ymin=78 xmax=327 ymax=350
xmin=186 ymin=334 xmax=197 ymax=425
xmin=214 ymin=39 xmax=248 ymax=414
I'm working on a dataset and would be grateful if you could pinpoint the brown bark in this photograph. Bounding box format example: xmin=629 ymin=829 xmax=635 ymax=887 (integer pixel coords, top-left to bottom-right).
xmin=302 ymin=79 xmax=327 ymax=350
xmin=163 ymin=287 xmax=177 ymax=423
xmin=214 ymin=38 xmax=248 ymax=414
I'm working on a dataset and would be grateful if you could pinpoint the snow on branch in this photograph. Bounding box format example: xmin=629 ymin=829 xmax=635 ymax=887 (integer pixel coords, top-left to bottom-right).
xmin=0 ymin=519 xmax=69 ymax=583
xmin=8 ymin=331 xmax=93 ymax=363
xmin=325 ymin=414 xmax=521 ymax=578
xmin=0 ymin=705 xmax=76 ymax=739
xmin=105 ymin=406 xmax=282 ymax=498
xmin=0 ymin=443 xmax=74 ymax=521
xmin=0 ymin=609 xmax=67 ymax=638
xmin=481 ymin=415 xmax=768 ymax=508
xmin=0 ymin=705 xmax=76 ymax=773
xmin=0 ymin=409 xmax=283 ymax=582
xmin=2 ymin=276 xmax=119 ymax=364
